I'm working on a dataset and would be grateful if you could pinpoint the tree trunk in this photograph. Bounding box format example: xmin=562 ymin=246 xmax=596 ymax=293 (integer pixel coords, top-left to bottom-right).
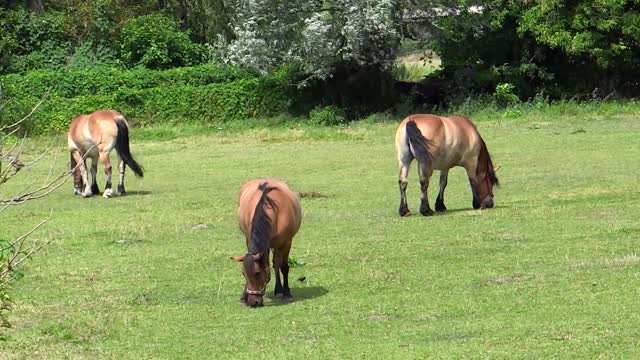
xmin=26 ymin=0 xmax=44 ymax=13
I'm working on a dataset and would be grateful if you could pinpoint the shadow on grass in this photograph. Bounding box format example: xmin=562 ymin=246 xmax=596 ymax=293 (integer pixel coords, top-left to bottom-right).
xmin=266 ymin=286 xmax=329 ymax=306
xmin=441 ymin=205 xmax=508 ymax=214
xmin=123 ymin=190 xmax=152 ymax=196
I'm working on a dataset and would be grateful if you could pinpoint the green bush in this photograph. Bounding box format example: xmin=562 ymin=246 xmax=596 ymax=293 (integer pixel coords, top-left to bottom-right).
xmin=494 ymin=83 xmax=520 ymax=106
xmin=0 ymin=9 xmax=74 ymax=74
xmin=309 ymin=106 xmax=346 ymax=126
xmin=0 ymin=64 xmax=258 ymax=100
xmin=120 ymin=14 xmax=208 ymax=69
xmin=0 ymin=67 xmax=289 ymax=134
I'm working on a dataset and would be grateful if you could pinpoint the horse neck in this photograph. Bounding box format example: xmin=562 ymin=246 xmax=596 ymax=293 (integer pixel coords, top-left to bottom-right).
xmin=246 ymin=198 xmax=275 ymax=259
xmin=476 ymin=139 xmax=492 ymax=176
xmin=247 ymin=233 xmax=270 ymax=257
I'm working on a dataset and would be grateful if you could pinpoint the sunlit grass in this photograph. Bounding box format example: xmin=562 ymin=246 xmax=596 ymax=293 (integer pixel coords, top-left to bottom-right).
xmin=2 ymin=103 xmax=640 ymax=358
xmin=392 ymin=52 xmax=441 ymax=82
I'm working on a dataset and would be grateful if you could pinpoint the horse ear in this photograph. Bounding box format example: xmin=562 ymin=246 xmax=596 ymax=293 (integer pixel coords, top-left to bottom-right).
xmin=251 ymin=253 xmax=261 ymax=262
xmin=494 ymin=165 xmax=501 ymax=172
xmin=231 ymin=255 xmax=245 ymax=262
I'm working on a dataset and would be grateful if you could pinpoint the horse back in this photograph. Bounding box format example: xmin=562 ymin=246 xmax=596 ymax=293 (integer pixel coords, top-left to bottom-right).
xmin=238 ymin=178 xmax=302 ymax=246
xmin=397 ymin=114 xmax=482 ymax=168
xmin=67 ymin=110 xmax=123 ymax=154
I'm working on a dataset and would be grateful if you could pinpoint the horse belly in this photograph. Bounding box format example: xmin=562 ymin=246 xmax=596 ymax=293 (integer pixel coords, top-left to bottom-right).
xmin=432 ymin=152 xmax=462 ymax=170
xmin=78 ymin=138 xmax=100 ymax=157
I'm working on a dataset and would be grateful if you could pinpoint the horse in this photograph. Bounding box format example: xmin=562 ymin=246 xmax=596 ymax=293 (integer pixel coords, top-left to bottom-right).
xmin=231 ymin=179 xmax=302 ymax=307
xmin=395 ymin=114 xmax=499 ymax=216
xmin=67 ymin=110 xmax=144 ymax=198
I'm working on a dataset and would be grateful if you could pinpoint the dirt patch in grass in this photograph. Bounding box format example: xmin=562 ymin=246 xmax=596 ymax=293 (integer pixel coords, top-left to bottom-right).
xmin=573 ymin=254 xmax=640 ymax=269
xmin=483 ymin=273 xmax=530 ymax=286
xmin=297 ymin=191 xmax=328 ymax=199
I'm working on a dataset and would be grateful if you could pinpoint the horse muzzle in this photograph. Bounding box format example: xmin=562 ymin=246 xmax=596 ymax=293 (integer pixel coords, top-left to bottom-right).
xmin=480 ymin=197 xmax=494 ymax=209
xmin=246 ymin=287 xmax=265 ymax=307
xmin=248 ymin=297 xmax=264 ymax=307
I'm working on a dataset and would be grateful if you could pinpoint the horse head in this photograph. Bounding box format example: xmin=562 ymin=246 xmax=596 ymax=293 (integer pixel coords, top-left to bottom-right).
xmin=475 ymin=163 xmax=499 ymax=209
xmin=231 ymin=253 xmax=270 ymax=307
xmin=471 ymin=135 xmax=499 ymax=209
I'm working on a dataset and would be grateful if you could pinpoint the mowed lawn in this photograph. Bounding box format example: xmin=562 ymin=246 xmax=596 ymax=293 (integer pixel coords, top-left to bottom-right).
xmin=2 ymin=112 xmax=640 ymax=358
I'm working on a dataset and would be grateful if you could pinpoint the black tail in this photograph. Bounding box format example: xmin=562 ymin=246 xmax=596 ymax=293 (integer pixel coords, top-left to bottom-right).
xmin=249 ymin=182 xmax=278 ymax=252
xmin=114 ymin=116 xmax=144 ymax=178
xmin=70 ymin=152 xmax=77 ymax=172
xmin=405 ymin=120 xmax=432 ymax=165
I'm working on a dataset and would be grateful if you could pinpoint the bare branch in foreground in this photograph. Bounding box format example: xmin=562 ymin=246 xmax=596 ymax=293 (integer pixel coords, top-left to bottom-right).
xmin=0 ymin=213 xmax=52 ymax=288
xmin=0 ymin=91 xmax=49 ymax=133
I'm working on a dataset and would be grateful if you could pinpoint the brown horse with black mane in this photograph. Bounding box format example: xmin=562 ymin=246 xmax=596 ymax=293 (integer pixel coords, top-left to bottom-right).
xmin=232 ymin=179 xmax=302 ymax=307
xmin=68 ymin=110 xmax=144 ymax=198
xmin=395 ymin=114 xmax=499 ymax=216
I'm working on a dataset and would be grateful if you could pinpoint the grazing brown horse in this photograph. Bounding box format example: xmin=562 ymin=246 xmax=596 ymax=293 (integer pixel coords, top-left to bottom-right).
xmin=395 ymin=114 xmax=499 ymax=216
xmin=231 ymin=179 xmax=302 ymax=307
xmin=67 ymin=110 xmax=144 ymax=198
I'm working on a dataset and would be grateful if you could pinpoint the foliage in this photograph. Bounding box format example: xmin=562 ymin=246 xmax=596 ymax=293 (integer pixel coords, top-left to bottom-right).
xmin=120 ymin=14 xmax=208 ymax=69
xmin=210 ymin=0 xmax=403 ymax=119
xmin=0 ymin=8 xmax=73 ymax=74
xmin=0 ymin=1 xmax=232 ymax=74
xmin=0 ymin=66 xmax=287 ymax=134
xmin=309 ymin=106 xmax=346 ymax=126
xmin=213 ymin=0 xmax=402 ymax=79
xmin=518 ymin=0 xmax=640 ymax=69
xmin=406 ymin=0 xmax=640 ymax=101
xmin=494 ymin=83 xmax=520 ymax=106
xmin=0 ymin=64 xmax=257 ymax=100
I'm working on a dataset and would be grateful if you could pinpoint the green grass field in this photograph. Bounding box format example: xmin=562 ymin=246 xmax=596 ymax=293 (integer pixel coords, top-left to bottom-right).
xmin=2 ymin=104 xmax=640 ymax=358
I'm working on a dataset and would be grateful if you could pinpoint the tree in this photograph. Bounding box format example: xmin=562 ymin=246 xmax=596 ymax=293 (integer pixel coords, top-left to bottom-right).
xmin=213 ymin=0 xmax=402 ymax=79
xmin=210 ymin=0 xmax=402 ymax=117
xmin=404 ymin=0 xmax=640 ymax=99
xmin=120 ymin=14 xmax=208 ymax=69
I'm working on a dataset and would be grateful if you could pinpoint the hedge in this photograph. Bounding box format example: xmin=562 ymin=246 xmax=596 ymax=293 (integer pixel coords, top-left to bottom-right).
xmin=0 ymin=64 xmax=259 ymax=99
xmin=0 ymin=66 xmax=290 ymax=134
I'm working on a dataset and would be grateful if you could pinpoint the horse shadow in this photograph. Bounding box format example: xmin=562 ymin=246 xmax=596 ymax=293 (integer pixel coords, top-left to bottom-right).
xmin=266 ymin=286 xmax=328 ymax=307
xmin=435 ymin=205 xmax=508 ymax=215
xmin=123 ymin=190 xmax=152 ymax=196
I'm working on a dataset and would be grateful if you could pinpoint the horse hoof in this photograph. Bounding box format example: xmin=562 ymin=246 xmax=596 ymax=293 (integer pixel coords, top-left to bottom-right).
xmin=435 ymin=204 xmax=447 ymax=212
xmin=276 ymin=293 xmax=293 ymax=303
xmin=103 ymin=189 xmax=113 ymax=198
xmin=399 ymin=208 xmax=411 ymax=217
xmin=420 ymin=209 xmax=434 ymax=216
xmin=82 ymin=191 xmax=93 ymax=198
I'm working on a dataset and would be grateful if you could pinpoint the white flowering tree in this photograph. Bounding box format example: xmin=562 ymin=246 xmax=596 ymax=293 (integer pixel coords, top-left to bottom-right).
xmin=212 ymin=0 xmax=402 ymax=80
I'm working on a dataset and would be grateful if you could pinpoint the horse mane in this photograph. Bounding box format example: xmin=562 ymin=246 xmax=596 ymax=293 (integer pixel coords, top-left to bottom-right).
xmin=478 ymin=138 xmax=499 ymax=187
xmin=246 ymin=182 xmax=278 ymax=263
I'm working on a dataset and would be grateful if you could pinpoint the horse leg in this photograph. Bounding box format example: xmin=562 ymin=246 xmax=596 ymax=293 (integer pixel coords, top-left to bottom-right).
xmin=464 ymin=163 xmax=481 ymax=209
xmin=281 ymin=244 xmax=292 ymax=299
xmin=418 ymin=163 xmax=434 ymax=216
xmin=71 ymin=151 xmax=83 ymax=195
xmin=101 ymin=151 xmax=114 ymax=198
xmin=90 ymin=157 xmax=100 ymax=195
xmin=272 ymin=247 xmax=284 ymax=298
xmin=116 ymin=155 xmax=126 ymax=196
xmin=397 ymin=156 xmax=412 ymax=217
xmin=72 ymin=152 xmax=92 ymax=197
xmin=435 ymin=169 xmax=449 ymax=212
